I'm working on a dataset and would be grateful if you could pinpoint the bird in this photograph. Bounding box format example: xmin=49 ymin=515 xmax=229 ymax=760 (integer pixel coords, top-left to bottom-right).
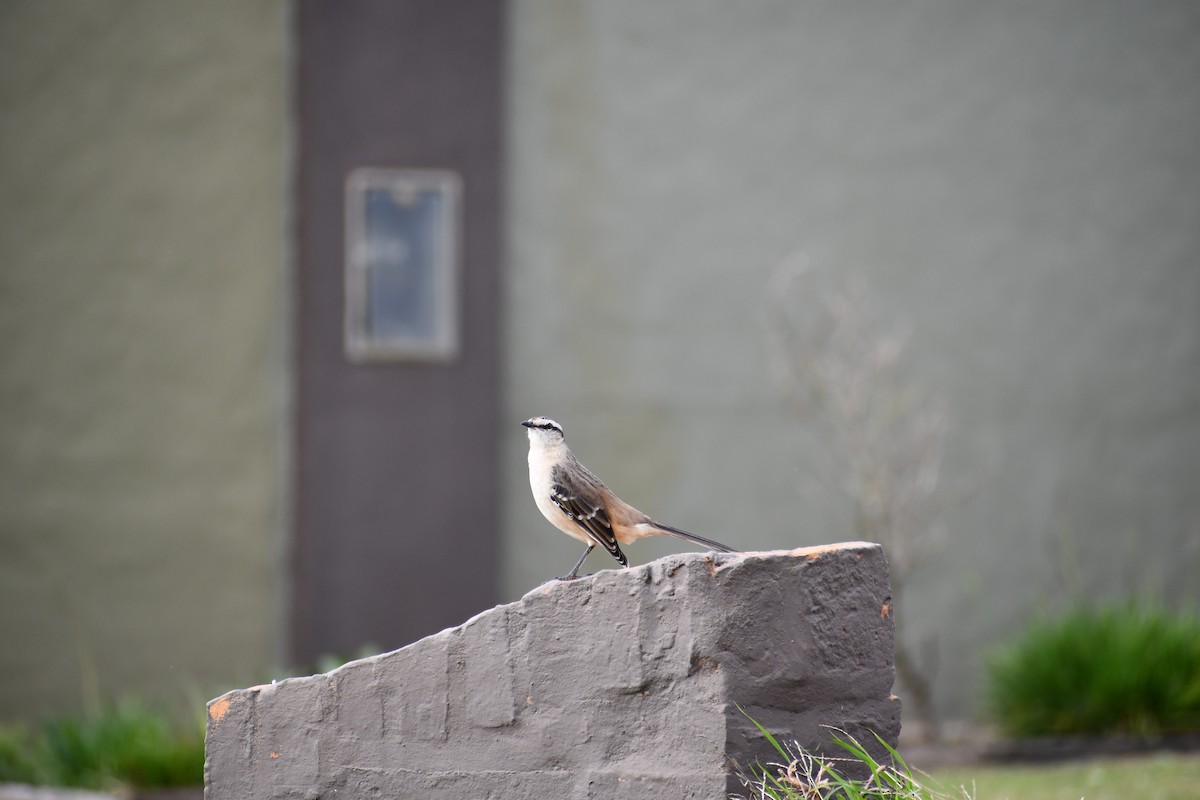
xmin=522 ymin=416 xmax=735 ymax=580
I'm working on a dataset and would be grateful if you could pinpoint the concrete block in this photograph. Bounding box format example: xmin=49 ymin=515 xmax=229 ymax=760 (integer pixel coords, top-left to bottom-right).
xmin=206 ymin=542 xmax=899 ymax=798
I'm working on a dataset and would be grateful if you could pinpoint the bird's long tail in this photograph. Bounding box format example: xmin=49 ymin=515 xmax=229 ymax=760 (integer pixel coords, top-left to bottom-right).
xmin=650 ymin=521 xmax=736 ymax=553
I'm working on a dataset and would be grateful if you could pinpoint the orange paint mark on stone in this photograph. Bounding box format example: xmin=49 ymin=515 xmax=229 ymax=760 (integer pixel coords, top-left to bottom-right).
xmin=209 ymin=697 xmax=231 ymax=723
xmin=881 ymin=602 xmax=892 ymax=618
xmin=270 ymin=752 xmax=280 ymax=759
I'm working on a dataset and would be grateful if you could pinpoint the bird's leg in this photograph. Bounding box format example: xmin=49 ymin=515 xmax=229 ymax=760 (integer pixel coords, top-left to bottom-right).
xmin=558 ymin=542 xmax=595 ymax=581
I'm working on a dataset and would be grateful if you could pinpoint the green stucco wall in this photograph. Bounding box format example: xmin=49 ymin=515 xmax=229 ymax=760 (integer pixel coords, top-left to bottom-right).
xmin=0 ymin=1 xmax=288 ymax=719
xmin=502 ymin=1 xmax=1200 ymax=722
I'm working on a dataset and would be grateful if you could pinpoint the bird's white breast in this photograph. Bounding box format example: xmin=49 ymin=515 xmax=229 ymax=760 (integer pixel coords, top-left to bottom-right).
xmin=526 ymin=433 xmax=591 ymax=543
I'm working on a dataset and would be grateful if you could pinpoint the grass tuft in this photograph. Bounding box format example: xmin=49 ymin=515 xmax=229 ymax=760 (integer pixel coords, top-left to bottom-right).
xmin=735 ymin=716 xmax=971 ymax=800
xmin=0 ymin=699 xmax=204 ymax=790
xmin=986 ymin=605 xmax=1200 ymax=738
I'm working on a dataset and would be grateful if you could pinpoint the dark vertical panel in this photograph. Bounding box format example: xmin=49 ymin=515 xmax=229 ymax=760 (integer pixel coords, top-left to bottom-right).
xmin=293 ymin=0 xmax=503 ymax=664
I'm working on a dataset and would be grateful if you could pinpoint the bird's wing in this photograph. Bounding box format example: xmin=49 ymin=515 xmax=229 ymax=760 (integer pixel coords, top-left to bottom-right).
xmin=550 ymin=464 xmax=628 ymax=567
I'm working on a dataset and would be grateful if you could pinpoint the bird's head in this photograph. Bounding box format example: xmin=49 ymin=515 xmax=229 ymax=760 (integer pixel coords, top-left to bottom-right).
xmin=522 ymin=416 xmax=565 ymax=446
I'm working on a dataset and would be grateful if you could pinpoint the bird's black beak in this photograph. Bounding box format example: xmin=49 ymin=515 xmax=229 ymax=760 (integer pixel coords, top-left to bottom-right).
xmin=521 ymin=419 xmax=535 ymax=428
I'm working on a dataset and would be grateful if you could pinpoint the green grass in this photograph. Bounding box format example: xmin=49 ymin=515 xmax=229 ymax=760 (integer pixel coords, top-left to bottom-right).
xmin=736 ymin=716 xmax=970 ymax=799
xmin=0 ymin=699 xmax=204 ymax=790
xmin=929 ymin=752 xmax=1200 ymax=800
xmin=986 ymin=605 xmax=1200 ymax=738
xmin=734 ymin=711 xmax=1200 ymax=800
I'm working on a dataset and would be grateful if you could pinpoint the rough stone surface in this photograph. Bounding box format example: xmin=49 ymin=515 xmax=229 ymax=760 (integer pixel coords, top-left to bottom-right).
xmin=205 ymin=543 xmax=899 ymax=799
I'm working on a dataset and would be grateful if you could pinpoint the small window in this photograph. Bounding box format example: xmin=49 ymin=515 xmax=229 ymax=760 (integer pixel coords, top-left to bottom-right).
xmin=344 ymin=169 xmax=461 ymax=362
